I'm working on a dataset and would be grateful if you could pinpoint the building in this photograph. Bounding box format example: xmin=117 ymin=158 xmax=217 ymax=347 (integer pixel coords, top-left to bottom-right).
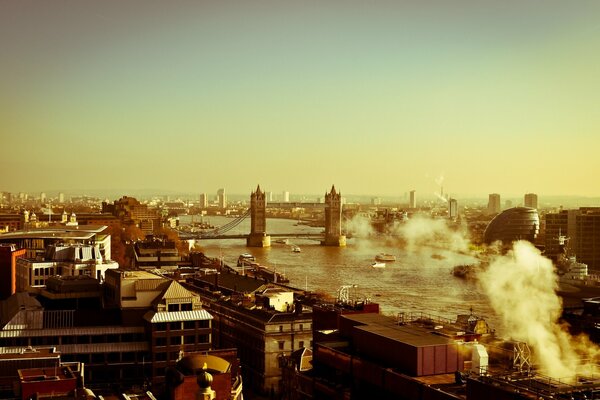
xmin=58 ymin=193 xmax=65 ymax=203
xmin=166 ymin=349 xmax=243 ymax=400
xmin=0 ymin=244 xmax=26 ymax=300
xmin=575 ymin=208 xmax=600 ymax=270
xmin=524 ymin=193 xmax=538 ymax=209
xmin=16 ymin=243 xmax=119 ymax=292
xmin=282 ymin=191 xmax=290 ymax=203
xmin=199 ymin=193 xmax=208 ymax=209
xmin=186 ymin=271 xmax=313 ymax=396
xmin=266 ymin=191 xmax=273 ymax=202
xmin=217 ymin=189 xmax=227 ymax=209
xmin=132 ymin=237 xmax=181 ymax=270
xmin=371 ymin=197 xmax=381 ymax=206
xmin=487 ymin=194 xmax=501 ymax=215
xmin=483 ymin=207 xmax=539 ymax=245
xmin=0 ymin=225 xmax=112 ymax=260
xmin=103 ymin=196 xmax=160 ymax=235
xmin=409 ymin=190 xmax=416 ymax=209
xmin=448 ymin=198 xmax=458 ymax=220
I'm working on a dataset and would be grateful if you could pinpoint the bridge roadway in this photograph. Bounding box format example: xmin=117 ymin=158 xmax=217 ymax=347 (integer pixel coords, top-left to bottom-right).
xmin=265 ymin=202 xmax=326 ymax=208
xmin=178 ymin=232 xmax=325 ymax=240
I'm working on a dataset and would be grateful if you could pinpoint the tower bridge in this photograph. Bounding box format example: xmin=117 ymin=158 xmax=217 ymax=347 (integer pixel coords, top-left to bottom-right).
xmin=247 ymin=185 xmax=346 ymax=247
xmin=180 ymin=185 xmax=346 ymax=247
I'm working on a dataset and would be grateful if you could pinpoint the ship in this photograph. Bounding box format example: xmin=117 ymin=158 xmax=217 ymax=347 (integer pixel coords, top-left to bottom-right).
xmin=375 ymin=253 xmax=396 ymax=262
xmin=371 ymin=262 xmax=386 ymax=269
xmin=292 ymin=245 xmax=301 ymax=253
xmin=556 ymin=256 xmax=600 ymax=300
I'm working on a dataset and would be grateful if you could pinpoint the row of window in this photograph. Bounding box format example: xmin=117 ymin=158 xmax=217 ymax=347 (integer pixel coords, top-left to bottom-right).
xmin=278 ymin=323 xmax=311 ymax=332
xmin=277 ymin=340 xmax=312 ymax=350
xmin=154 ymin=334 xmax=209 ymax=347
xmin=0 ymin=333 xmax=146 ymax=347
xmin=153 ymin=320 xmax=209 ymax=331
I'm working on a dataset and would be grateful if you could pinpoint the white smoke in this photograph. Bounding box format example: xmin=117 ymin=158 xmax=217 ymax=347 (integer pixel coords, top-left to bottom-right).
xmin=479 ymin=241 xmax=600 ymax=379
xmin=391 ymin=215 xmax=471 ymax=257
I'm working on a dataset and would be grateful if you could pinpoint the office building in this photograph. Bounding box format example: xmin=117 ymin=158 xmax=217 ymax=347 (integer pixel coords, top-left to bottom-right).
xmin=58 ymin=193 xmax=65 ymax=203
xmin=187 ymin=271 xmax=313 ymax=396
xmin=217 ymin=189 xmax=227 ymax=209
xmin=266 ymin=191 xmax=273 ymax=202
xmin=0 ymin=244 xmax=26 ymax=300
xmin=487 ymin=193 xmax=501 ymax=215
xmin=409 ymin=190 xmax=416 ymax=209
xmin=103 ymin=196 xmax=160 ymax=235
xmin=282 ymin=191 xmax=290 ymax=203
xmin=40 ymin=192 xmax=46 ymax=203
xmin=575 ymin=208 xmax=600 ymax=270
xmin=199 ymin=193 xmax=208 ymax=208
xmin=448 ymin=198 xmax=458 ymax=219
xmin=524 ymin=193 xmax=538 ymax=209
xmin=483 ymin=207 xmax=539 ymax=245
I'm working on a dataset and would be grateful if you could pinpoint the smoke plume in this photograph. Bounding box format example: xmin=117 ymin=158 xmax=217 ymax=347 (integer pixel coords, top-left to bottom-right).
xmin=479 ymin=241 xmax=600 ymax=379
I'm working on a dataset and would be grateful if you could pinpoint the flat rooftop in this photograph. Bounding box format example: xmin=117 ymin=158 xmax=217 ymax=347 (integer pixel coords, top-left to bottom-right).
xmin=342 ymin=313 xmax=453 ymax=346
xmin=18 ymin=366 xmax=75 ymax=382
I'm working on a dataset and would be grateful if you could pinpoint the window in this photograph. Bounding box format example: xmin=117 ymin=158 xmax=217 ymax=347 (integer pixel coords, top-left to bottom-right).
xmin=198 ymin=320 xmax=209 ymax=329
xmin=183 ymin=321 xmax=195 ymax=330
xmin=181 ymin=303 xmax=192 ymax=311
xmin=184 ymin=335 xmax=195 ymax=344
xmin=155 ymin=323 xmax=167 ymax=331
xmin=299 ymin=324 xmax=303 ymax=331
xmin=170 ymin=336 xmax=182 ymax=346
xmin=278 ymin=341 xmax=285 ymax=350
xmin=168 ymin=304 xmax=180 ymax=312
xmin=198 ymin=334 xmax=209 ymax=344
xmin=299 ymin=341 xmax=304 ymax=348
xmin=279 ymin=325 xmax=283 ymax=333
xmin=155 ymin=337 xmax=167 ymax=346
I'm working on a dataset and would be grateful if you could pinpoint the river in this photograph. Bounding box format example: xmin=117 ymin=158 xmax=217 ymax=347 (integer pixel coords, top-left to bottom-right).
xmin=179 ymin=215 xmax=500 ymax=331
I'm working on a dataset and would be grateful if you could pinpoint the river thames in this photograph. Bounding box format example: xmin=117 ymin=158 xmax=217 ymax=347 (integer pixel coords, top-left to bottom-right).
xmin=180 ymin=215 xmax=500 ymax=331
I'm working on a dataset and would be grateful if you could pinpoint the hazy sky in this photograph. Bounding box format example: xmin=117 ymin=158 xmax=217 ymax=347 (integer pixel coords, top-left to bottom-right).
xmin=2 ymin=1 xmax=600 ymax=197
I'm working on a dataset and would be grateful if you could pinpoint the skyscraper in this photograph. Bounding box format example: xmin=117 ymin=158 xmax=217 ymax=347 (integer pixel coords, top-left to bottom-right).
xmin=524 ymin=193 xmax=538 ymax=209
xmin=58 ymin=192 xmax=65 ymax=203
xmin=199 ymin=193 xmax=208 ymax=208
xmin=266 ymin=191 xmax=273 ymax=202
xmin=409 ymin=190 xmax=416 ymax=209
xmin=282 ymin=191 xmax=290 ymax=203
xmin=217 ymin=189 xmax=227 ymax=209
xmin=448 ymin=198 xmax=458 ymax=219
xmin=487 ymin=194 xmax=501 ymax=215
xmin=40 ymin=192 xmax=46 ymax=203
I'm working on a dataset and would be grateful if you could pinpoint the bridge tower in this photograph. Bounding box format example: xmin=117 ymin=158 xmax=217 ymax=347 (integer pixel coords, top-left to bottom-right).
xmin=247 ymin=185 xmax=271 ymax=247
xmin=322 ymin=185 xmax=346 ymax=246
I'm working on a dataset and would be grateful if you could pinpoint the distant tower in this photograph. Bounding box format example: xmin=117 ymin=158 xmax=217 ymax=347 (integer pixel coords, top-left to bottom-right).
xmin=247 ymin=185 xmax=270 ymax=247
xmin=487 ymin=194 xmax=501 ymax=215
xmin=266 ymin=191 xmax=273 ymax=202
xmin=217 ymin=189 xmax=227 ymax=209
xmin=448 ymin=198 xmax=458 ymax=220
xmin=524 ymin=193 xmax=538 ymax=209
xmin=282 ymin=191 xmax=290 ymax=203
xmin=61 ymin=210 xmax=68 ymax=223
xmin=199 ymin=193 xmax=208 ymax=208
xmin=58 ymin=192 xmax=65 ymax=203
xmin=409 ymin=190 xmax=416 ymax=209
xmin=40 ymin=192 xmax=46 ymax=203
xmin=322 ymin=186 xmax=346 ymax=246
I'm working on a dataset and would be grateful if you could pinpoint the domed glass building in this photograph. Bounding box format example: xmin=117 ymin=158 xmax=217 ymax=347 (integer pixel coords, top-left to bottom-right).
xmin=483 ymin=207 xmax=539 ymax=245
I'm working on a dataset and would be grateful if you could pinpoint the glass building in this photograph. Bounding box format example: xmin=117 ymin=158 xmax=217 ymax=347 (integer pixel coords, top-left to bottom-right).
xmin=483 ymin=207 xmax=539 ymax=245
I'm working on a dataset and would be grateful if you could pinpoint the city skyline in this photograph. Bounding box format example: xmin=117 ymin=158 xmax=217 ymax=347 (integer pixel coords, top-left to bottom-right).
xmin=2 ymin=1 xmax=600 ymax=196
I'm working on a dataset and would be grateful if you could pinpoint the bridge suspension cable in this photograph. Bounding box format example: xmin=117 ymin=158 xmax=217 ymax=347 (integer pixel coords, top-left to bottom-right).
xmin=200 ymin=209 xmax=250 ymax=237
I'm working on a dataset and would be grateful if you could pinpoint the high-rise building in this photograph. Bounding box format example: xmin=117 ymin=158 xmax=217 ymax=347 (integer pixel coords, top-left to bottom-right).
xmin=266 ymin=191 xmax=273 ymax=202
xmin=487 ymin=194 xmax=501 ymax=215
xmin=371 ymin=197 xmax=381 ymax=205
xmin=448 ymin=198 xmax=458 ymax=219
xmin=575 ymin=208 xmax=600 ymax=270
xmin=409 ymin=190 xmax=416 ymax=209
xmin=524 ymin=193 xmax=538 ymax=209
xmin=40 ymin=192 xmax=46 ymax=203
xmin=217 ymin=188 xmax=227 ymax=209
xmin=282 ymin=191 xmax=290 ymax=203
xmin=505 ymin=200 xmax=513 ymax=209
xmin=199 ymin=193 xmax=208 ymax=208
xmin=58 ymin=192 xmax=65 ymax=203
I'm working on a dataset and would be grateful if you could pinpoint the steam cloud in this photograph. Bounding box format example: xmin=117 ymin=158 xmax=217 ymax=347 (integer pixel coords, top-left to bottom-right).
xmin=479 ymin=241 xmax=600 ymax=379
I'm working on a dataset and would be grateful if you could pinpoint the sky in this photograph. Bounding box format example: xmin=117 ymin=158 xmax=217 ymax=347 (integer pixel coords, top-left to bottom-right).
xmin=1 ymin=1 xmax=600 ymax=198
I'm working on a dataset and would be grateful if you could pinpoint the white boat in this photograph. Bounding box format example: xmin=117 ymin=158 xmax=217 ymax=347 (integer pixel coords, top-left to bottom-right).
xmin=292 ymin=246 xmax=301 ymax=253
xmin=375 ymin=253 xmax=396 ymax=262
xmin=275 ymin=239 xmax=289 ymax=245
xmin=371 ymin=262 xmax=386 ymax=268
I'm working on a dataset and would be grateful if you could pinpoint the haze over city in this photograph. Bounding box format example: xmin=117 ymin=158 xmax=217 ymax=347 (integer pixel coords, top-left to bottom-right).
xmin=2 ymin=1 xmax=600 ymax=197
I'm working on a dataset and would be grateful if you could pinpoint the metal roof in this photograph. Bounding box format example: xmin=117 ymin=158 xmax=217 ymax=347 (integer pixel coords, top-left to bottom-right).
xmin=143 ymin=309 xmax=213 ymax=323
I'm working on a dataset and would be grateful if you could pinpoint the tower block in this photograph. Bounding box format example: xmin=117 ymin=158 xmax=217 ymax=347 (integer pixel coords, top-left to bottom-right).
xmin=322 ymin=185 xmax=346 ymax=246
xmin=247 ymin=185 xmax=271 ymax=247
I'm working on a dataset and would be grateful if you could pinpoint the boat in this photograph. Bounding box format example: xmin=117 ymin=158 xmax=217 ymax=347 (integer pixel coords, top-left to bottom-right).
xmin=375 ymin=253 xmax=396 ymax=262
xmin=371 ymin=262 xmax=386 ymax=268
xmin=292 ymin=246 xmax=301 ymax=253
xmin=237 ymin=253 xmax=256 ymax=267
xmin=275 ymin=239 xmax=289 ymax=245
